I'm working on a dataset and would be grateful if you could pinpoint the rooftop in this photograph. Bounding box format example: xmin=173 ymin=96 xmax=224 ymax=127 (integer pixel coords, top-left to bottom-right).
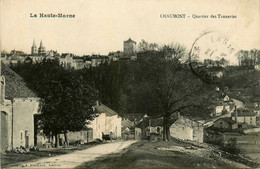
xmin=124 ymin=38 xmax=136 ymax=44
xmin=216 ymin=117 xmax=236 ymax=124
xmin=94 ymin=103 xmax=118 ymax=117
xmin=232 ymin=110 xmax=256 ymax=117
xmin=1 ymin=62 xmax=38 ymax=99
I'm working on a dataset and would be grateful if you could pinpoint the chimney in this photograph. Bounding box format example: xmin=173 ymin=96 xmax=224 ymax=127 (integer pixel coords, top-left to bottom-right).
xmin=235 ymin=106 xmax=238 ymax=123
xmin=177 ymin=112 xmax=181 ymax=119
xmin=0 ymin=76 xmax=6 ymax=103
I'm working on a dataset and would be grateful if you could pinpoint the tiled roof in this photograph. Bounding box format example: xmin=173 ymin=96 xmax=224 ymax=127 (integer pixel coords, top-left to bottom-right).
xmin=61 ymin=53 xmax=72 ymax=58
xmin=124 ymin=38 xmax=136 ymax=43
xmin=1 ymin=62 xmax=38 ymax=99
xmin=232 ymin=110 xmax=256 ymax=117
xmin=150 ymin=118 xmax=164 ymax=127
xmin=94 ymin=104 xmax=118 ymax=117
xmin=217 ymin=117 xmax=236 ymax=124
xmin=122 ymin=119 xmax=135 ymax=128
xmin=245 ymin=103 xmax=258 ymax=108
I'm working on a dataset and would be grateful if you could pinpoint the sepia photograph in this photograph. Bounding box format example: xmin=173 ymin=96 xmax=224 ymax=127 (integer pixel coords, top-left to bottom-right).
xmin=0 ymin=0 xmax=260 ymax=168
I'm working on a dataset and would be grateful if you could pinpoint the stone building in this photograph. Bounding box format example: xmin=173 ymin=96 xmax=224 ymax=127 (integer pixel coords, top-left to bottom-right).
xmin=213 ymin=117 xmax=238 ymax=129
xmin=59 ymin=53 xmax=74 ymax=69
xmin=135 ymin=113 xmax=204 ymax=143
xmin=214 ymin=95 xmax=235 ymax=116
xmin=169 ymin=115 xmax=204 ymax=143
xmin=60 ymin=102 xmax=122 ymax=144
xmin=90 ymin=103 xmax=122 ymax=140
xmin=231 ymin=110 xmax=257 ymax=126
xmin=38 ymin=40 xmax=46 ymax=55
xmin=31 ymin=39 xmax=37 ymax=55
xmin=0 ymin=63 xmax=39 ymax=152
xmin=29 ymin=40 xmax=47 ymax=63
xmin=123 ymin=38 xmax=137 ymax=56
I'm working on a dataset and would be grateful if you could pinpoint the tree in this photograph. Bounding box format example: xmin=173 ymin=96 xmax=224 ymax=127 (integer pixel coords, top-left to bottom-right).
xmin=12 ymin=59 xmax=99 ymax=147
xmin=83 ymin=61 xmax=127 ymax=114
xmin=219 ymin=58 xmax=228 ymax=67
xmin=236 ymin=49 xmax=260 ymax=67
xmin=138 ymin=39 xmax=149 ymax=52
xmin=134 ymin=44 xmax=212 ymax=141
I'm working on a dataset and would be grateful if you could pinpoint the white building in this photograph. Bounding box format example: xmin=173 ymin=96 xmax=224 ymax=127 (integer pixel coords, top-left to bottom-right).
xmin=232 ymin=110 xmax=257 ymax=126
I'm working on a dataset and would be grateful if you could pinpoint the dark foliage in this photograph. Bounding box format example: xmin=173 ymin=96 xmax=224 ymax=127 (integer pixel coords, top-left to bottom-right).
xmin=11 ymin=59 xmax=99 ymax=146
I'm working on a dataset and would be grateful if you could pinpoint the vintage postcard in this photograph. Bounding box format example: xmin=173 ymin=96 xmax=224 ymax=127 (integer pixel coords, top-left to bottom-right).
xmin=0 ymin=0 xmax=259 ymax=168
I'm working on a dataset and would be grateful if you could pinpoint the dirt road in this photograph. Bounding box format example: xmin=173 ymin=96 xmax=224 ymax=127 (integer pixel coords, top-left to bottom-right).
xmin=10 ymin=140 xmax=136 ymax=168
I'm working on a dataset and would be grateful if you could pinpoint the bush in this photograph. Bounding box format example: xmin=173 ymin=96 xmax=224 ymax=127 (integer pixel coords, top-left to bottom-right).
xmin=221 ymin=138 xmax=240 ymax=155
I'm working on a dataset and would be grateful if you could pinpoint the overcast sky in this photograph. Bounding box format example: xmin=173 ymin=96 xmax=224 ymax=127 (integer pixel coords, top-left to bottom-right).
xmin=1 ymin=0 xmax=259 ymax=63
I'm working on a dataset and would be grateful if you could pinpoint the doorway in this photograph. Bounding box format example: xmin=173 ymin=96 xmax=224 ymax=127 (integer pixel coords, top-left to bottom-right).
xmin=25 ymin=130 xmax=29 ymax=149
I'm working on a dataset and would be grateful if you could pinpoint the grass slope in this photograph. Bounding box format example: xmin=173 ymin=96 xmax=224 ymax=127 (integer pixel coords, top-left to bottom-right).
xmin=76 ymin=140 xmax=259 ymax=169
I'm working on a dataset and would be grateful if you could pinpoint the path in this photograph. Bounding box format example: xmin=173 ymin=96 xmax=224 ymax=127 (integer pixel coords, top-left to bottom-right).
xmin=11 ymin=140 xmax=136 ymax=168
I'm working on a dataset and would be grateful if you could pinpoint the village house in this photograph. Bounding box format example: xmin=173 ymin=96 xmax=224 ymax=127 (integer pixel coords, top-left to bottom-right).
xmin=123 ymin=113 xmax=143 ymax=123
xmin=122 ymin=127 xmax=135 ymax=140
xmin=1 ymin=63 xmax=40 ymax=152
xmin=245 ymin=102 xmax=260 ymax=117
xmin=1 ymin=50 xmax=28 ymax=66
xmin=231 ymin=109 xmax=257 ymax=126
xmin=30 ymin=55 xmax=45 ymax=64
xmin=45 ymin=50 xmax=59 ymax=60
xmin=169 ymin=115 xmax=204 ymax=143
xmin=214 ymin=95 xmax=235 ymax=116
xmin=108 ymin=51 xmax=124 ymax=61
xmin=213 ymin=117 xmax=238 ymax=130
xmin=121 ymin=119 xmax=135 ymax=140
xmin=59 ymin=53 xmax=74 ymax=69
xmin=135 ymin=113 xmax=204 ymax=143
xmin=62 ymin=102 xmax=121 ymax=144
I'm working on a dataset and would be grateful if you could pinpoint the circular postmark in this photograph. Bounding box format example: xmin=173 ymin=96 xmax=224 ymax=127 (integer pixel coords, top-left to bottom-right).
xmin=188 ymin=30 xmax=238 ymax=85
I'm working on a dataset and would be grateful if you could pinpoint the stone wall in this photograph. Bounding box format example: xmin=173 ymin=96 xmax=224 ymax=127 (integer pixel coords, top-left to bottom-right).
xmin=243 ymin=127 xmax=260 ymax=134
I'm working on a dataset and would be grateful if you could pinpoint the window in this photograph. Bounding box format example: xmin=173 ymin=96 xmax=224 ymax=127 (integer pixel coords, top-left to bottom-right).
xmin=20 ymin=131 xmax=23 ymax=141
xmin=219 ymin=121 xmax=224 ymax=128
xmin=157 ymin=127 xmax=160 ymax=133
xmin=25 ymin=130 xmax=28 ymax=136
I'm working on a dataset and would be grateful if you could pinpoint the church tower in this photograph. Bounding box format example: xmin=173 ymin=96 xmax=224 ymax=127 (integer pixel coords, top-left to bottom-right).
xmin=38 ymin=40 xmax=46 ymax=55
xmin=31 ymin=39 xmax=37 ymax=55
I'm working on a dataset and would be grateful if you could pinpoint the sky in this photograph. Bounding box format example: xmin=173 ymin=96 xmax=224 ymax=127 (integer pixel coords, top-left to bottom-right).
xmin=0 ymin=0 xmax=259 ymax=63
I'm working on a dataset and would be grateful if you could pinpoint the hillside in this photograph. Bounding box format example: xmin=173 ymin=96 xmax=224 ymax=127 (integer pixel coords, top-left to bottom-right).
xmin=76 ymin=139 xmax=260 ymax=168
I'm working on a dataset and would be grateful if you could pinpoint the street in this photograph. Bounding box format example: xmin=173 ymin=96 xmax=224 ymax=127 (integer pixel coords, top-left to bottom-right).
xmin=10 ymin=140 xmax=136 ymax=168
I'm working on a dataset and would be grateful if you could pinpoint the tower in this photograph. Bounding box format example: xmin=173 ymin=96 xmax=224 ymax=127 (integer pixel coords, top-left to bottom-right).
xmin=38 ymin=40 xmax=46 ymax=55
xmin=123 ymin=38 xmax=136 ymax=56
xmin=31 ymin=39 xmax=37 ymax=55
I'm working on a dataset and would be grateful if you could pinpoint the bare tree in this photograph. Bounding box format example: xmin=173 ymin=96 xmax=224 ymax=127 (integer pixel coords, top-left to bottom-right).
xmin=135 ymin=43 xmax=211 ymax=141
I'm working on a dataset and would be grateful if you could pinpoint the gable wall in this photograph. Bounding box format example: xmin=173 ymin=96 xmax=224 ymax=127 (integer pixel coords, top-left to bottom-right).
xmin=12 ymin=98 xmax=39 ymax=148
xmin=170 ymin=118 xmax=193 ymax=141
